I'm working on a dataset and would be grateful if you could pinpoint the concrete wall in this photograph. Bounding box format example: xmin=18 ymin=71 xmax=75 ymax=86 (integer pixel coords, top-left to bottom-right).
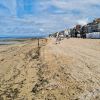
xmin=86 ymin=32 xmax=100 ymax=39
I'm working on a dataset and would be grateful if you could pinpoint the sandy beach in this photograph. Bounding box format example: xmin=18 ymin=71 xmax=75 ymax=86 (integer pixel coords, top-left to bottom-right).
xmin=0 ymin=38 xmax=47 ymax=100
xmin=0 ymin=38 xmax=100 ymax=100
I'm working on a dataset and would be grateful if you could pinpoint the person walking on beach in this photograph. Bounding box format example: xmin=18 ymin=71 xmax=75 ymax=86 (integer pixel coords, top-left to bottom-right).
xmin=56 ymin=32 xmax=60 ymax=44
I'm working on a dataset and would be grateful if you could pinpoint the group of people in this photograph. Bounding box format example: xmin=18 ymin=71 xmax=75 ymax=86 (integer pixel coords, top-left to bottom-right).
xmin=49 ymin=27 xmax=87 ymax=44
xmin=49 ymin=30 xmax=70 ymax=44
xmin=55 ymin=32 xmax=69 ymax=44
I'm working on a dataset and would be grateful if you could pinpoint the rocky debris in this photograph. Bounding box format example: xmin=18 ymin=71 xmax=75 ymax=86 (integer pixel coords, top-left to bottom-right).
xmin=0 ymin=88 xmax=19 ymax=100
xmin=32 ymin=56 xmax=49 ymax=97
xmin=45 ymin=94 xmax=57 ymax=100
xmin=32 ymin=78 xmax=49 ymax=94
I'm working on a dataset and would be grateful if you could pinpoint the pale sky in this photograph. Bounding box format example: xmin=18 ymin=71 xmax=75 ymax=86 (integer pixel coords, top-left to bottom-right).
xmin=0 ymin=0 xmax=100 ymax=37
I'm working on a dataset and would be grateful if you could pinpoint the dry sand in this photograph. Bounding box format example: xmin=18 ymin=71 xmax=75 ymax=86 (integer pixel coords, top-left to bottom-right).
xmin=0 ymin=38 xmax=100 ymax=100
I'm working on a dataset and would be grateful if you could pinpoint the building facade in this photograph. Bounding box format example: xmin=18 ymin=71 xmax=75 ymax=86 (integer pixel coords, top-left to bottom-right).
xmin=87 ymin=18 xmax=100 ymax=33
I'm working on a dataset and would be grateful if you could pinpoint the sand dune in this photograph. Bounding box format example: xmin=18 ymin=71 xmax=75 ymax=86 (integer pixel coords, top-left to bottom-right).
xmin=0 ymin=38 xmax=100 ymax=100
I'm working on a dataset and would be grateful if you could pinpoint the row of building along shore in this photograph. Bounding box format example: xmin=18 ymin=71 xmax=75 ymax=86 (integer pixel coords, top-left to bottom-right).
xmin=50 ymin=18 xmax=100 ymax=39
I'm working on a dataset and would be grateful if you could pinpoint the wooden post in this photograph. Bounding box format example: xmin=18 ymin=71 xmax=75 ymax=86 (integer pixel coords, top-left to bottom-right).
xmin=37 ymin=38 xmax=40 ymax=56
xmin=38 ymin=38 xmax=39 ymax=48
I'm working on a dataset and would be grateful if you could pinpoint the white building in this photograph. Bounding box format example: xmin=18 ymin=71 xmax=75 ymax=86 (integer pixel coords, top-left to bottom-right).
xmin=64 ymin=29 xmax=70 ymax=35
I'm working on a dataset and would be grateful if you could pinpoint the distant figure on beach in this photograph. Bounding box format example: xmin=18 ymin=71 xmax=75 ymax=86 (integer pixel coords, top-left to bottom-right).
xmin=56 ymin=32 xmax=61 ymax=44
xmin=49 ymin=34 xmax=52 ymax=38
xmin=65 ymin=29 xmax=70 ymax=38
xmin=81 ymin=26 xmax=87 ymax=39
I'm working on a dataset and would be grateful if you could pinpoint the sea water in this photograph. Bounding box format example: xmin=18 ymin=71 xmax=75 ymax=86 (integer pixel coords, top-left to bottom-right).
xmin=0 ymin=35 xmax=48 ymax=45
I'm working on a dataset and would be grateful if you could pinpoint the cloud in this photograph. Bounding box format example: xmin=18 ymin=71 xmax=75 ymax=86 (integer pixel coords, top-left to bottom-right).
xmin=78 ymin=19 xmax=89 ymax=25
xmin=0 ymin=4 xmax=11 ymax=16
xmin=0 ymin=0 xmax=16 ymax=16
xmin=39 ymin=28 xmax=45 ymax=32
xmin=0 ymin=0 xmax=100 ymax=36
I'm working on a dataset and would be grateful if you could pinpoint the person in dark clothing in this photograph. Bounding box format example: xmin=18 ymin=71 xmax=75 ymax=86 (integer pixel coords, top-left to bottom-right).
xmin=81 ymin=26 xmax=86 ymax=39
xmin=74 ymin=29 xmax=78 ymax=37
